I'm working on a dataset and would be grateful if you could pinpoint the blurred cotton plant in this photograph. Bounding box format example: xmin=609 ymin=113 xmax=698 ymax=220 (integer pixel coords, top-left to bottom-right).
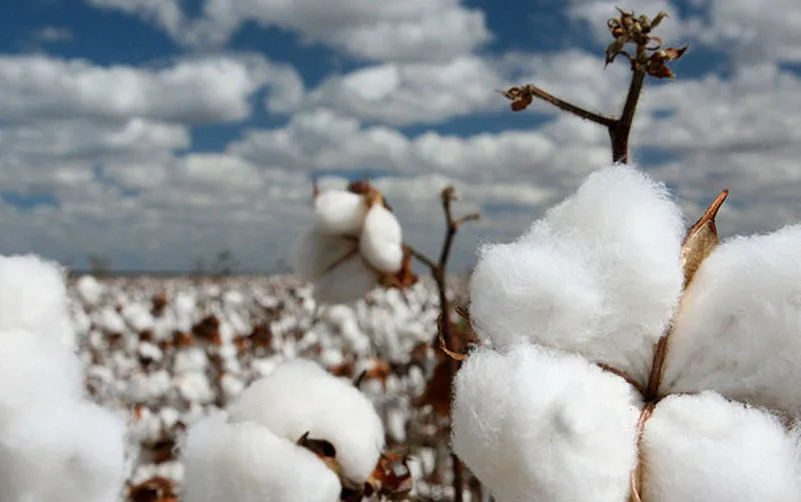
xmin=450 ymin=163 xmax=801 ymax=501
xmin=181 ymin=358 xmax=413 ymax=502
xmin=292 ymin=180 xmax=411 ymax=305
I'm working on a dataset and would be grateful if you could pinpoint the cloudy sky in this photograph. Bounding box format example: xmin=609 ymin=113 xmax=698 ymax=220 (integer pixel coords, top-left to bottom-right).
xmin=1 ymin=0 xmax=799 ymax=273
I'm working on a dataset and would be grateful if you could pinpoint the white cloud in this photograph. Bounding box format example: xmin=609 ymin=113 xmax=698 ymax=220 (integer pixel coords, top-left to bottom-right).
xmin=87 ymin=0 xmax=491 ymax=62
xmin=0 ymin=54 xmax=299 ymax=125
xmin=302 ymin=50 xmax=630 ymax=126
xmin=31 ymin=26 xmax=74 ymax=43
xmin=686 ymin=0 xmax=801 ymax=64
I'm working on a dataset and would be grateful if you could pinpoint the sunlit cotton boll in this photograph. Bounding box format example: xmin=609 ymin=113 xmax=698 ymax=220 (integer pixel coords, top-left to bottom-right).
xmin=641 ymin=391 xmax=801 ymax=502
xmin=0 ymin=254 xmax=76 ymax=347
xmin=181 ymin=410 xmax=341 ymax=502
xmin=661 ymin=224 xmax=801 ymax=418
xmin=468 ymin=164 xmax=684 ymax=383
xmin=75 ymin=274 xmax=105 ymax=306
xmin=228 ymin=358 xmax=385 ymax=483
xmin=451 ymin=342 xmax=641 ymax=502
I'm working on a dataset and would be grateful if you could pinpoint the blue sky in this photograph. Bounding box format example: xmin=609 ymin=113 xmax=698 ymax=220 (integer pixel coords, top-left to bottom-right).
xmin=1 ymin=0 xmax=800 ymax=272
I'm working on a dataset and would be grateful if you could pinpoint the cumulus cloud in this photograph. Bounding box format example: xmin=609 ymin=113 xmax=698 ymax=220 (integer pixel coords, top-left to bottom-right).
xmin=0 ymin=53 xmax=299 ymax=125
xmin=87 ymin=0 xmax=491 ymax=62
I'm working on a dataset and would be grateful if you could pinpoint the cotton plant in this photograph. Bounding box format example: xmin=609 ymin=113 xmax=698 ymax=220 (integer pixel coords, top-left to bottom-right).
xmin=0 ymin=254 xmax=128 ymax=502
xmin=451 ymin=164 xmax=801 ymax=502
xmin=292 ymin=181 xmax=409 ymax=304
xmin=181 ymin=358 xmax=411 ymax=501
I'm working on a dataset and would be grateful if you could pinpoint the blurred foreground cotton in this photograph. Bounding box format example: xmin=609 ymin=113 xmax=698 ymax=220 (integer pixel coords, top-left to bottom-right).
xmin=0 ymin=254 xmax=128 ymax=502
xmin=454 ymin=164 xmax=801 ymax=501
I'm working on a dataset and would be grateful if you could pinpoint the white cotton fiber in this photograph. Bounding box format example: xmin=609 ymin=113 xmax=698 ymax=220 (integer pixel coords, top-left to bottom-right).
xmin=451 ymin=343 xmax=641 ymax=502
xmin=291 ymin=230 xmax=359 ymax=281
xmin=0 ymin=254 xmax=76 ymax=347
xmin=228 ymin=358 xmax=385 ymax=483
xmin=468 ymin=165 xmax=685 ymax=383
xmin=641 ymin=391 xmax=801 ymax=501
xmin=661 ymin=224 xmax=801 ymax=417
xmin=359 ymin=204 xmax=403 ymax=274
xmin=181 ymin=410 xmax=341 ymax=502
xmin=315 ymin=190 xmax=368 ymax=236
xmin=313 ymin=254 xmax=380 ymax=305
xmin=76 ymin=274 xmax=105 ymax=306
xmin=0 ymin=329 xmax=83 ymax=424
xmin=0 ymin=399 xmax=127 ymax=502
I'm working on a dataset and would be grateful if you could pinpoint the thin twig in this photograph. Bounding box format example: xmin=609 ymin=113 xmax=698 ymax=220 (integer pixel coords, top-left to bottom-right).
xmin=502 ymin=85 xmax=617 ymax=128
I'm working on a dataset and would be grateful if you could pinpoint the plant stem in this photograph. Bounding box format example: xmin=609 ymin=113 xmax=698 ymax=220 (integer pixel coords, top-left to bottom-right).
xmin=610 ymin=69 xmax=646 ymax=164
xmin=523 ymin=85 xmax=617 ymax=128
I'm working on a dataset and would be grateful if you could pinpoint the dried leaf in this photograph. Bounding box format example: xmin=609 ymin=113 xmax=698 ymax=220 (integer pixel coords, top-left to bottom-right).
xmin=680 ymin=189 xmax=729 ymax=287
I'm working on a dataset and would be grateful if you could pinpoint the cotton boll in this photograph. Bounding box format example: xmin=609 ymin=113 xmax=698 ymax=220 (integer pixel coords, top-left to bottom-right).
xmin=292 ymin=230 xmax=359 ymax=281
xmin=662 ymin=224 xmax=801 ymax=417
xmin=96 ymin=307 xmax=127 ymax=334
xmin=181 ymin=410 xmax=341 ymax=502
xmin=0 ymin=329 xmax=83 ymax=421
xmin=0 ymin=254 xmax=76 ymax=347
xmin=451 ymin=343 xmax=641 ymax=502
xmin=175 ymin=372 xmax=215 ymax=404
xmin=469 ymin=165 xmax=684 ymax=383
xmin=313 ymin=254 xmax=380 ymax=305
xmin=174 ymin=347 xmax=209 ymax=373
xmin=0 ymin=399 xmax=127 ymax=502
xmin=123 ymin=303 xmax=155 ymax=333
xmin=641 ymin=392 xmax=801 ymax=502
xmin=359 ymin=204 xmax=403 ymax=273
xmin=76 ymin=274 xmax=105 ymax=306
xmin=315 ymin=190 xmax=368 ymax=236
xmin=228 ymin=358 xmax=385 ymax=483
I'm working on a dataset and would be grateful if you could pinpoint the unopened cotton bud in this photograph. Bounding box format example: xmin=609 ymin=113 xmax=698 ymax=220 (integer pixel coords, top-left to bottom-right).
xmin=315 ymin=190 xmax=367 ymax=236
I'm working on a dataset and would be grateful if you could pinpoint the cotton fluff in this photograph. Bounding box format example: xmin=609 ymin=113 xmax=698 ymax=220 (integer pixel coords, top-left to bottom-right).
xmin=0 ymin=400 xmax=127 ymax=502
xmin=315 ymin=190 xmax=368 ymax=236
xmin=75 ymin=274 xmax=105 ymax=306
xmin=0 ymin=254 xmax=76 ymax=347
xmin=662 ymin=224 xmax=801 ymax=417
xmin=292 ymin=188 xmax=404 ymax=304
xmin=451 ymin=342 xmax=641 ymax=502
xmin=359 ymin=203 xmax=403 ymax=273
xmin=468 ymin=165 xmax=685 ymax=382
xmin=228 ymin=358 xmax=385 ymax=483
xmin=641 ymin=392 xmax=801 ymax=501
xmin=0 ymin=329 xmax=83 ymax=424
xmin=181 ymin=410 xmax=341 ymax=502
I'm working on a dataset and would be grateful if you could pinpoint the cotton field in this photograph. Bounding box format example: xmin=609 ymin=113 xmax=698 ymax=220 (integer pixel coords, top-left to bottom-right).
xmin=0 ymin=258 xmax=474 ymax=502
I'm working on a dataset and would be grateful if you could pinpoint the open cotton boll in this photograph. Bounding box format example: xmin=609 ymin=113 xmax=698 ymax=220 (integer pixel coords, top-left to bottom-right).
xmin=315 ymin=190 xmax=368 ymax=236
xmin=291 ymin=230 xmax=359 ymax=281
xmin=313 ymin=254 xmax=380 ymax=305
xmin=641 ymin=391 xmax=801 ymax=502
xmin=468 ymin=164 xmax=684 ymax=382
xmin=359 ymin=203 xmax=403 ymax=273
xmin=181 ymin=410 xmax=341 ymax=502
xmin=662 ymin=224 xmax=801 ymax=417
xmin=0 ymin=329 xmax=84 ymax=423
xmin=228 ymin=358 xmax=385 ymax=483
xmin=0 ymin=399 xmax=127 ymax=502
xmin=0 ymin=254 xmax=76 ymax=347
xmin=451 ymin=343 xmax=641 ymax=502
xmin=75 ymin=274 xmax=105 ymax=306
